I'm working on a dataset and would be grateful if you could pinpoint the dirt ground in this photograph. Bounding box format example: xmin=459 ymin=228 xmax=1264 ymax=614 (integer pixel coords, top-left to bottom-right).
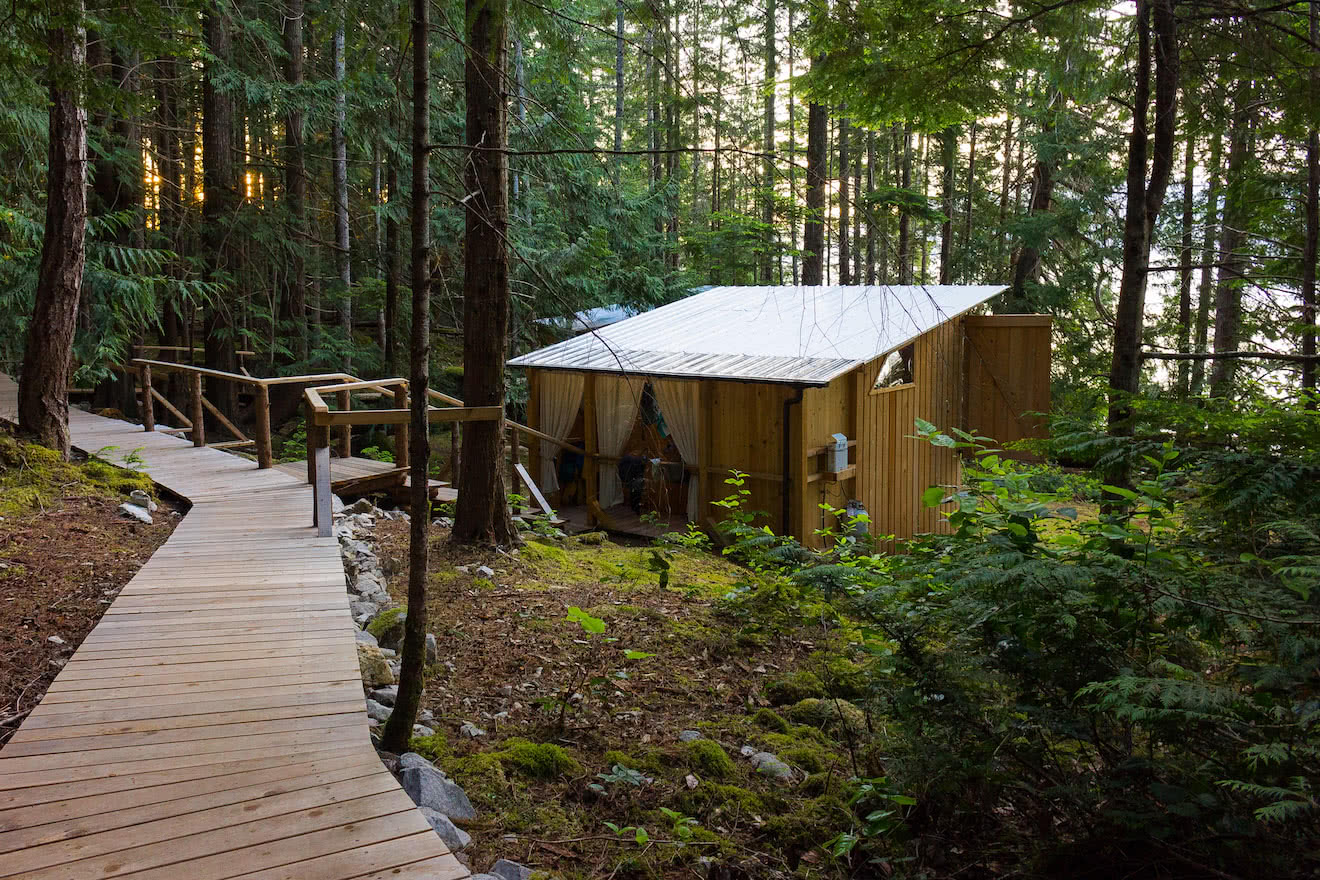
xmin=0 ymin=432 xmax=179 ymax=745
xmin=373 ymin=519 xmax=877 ymax=880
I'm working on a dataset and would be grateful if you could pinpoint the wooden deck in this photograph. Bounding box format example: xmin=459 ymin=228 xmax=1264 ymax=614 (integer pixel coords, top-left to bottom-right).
xmin=0 ymin=376 xmax=468 ymax=880
xmin=274 ymin=457 xmax=457 ymax=503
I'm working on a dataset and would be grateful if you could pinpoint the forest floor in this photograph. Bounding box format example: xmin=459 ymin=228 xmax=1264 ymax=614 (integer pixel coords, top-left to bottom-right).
xmin=374 ymin=520 xmax=883 ymax=880
xmin=0 ymin=424 xmax=178 ymax=745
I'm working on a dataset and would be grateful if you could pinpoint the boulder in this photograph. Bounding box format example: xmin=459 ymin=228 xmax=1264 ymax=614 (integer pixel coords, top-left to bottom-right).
xmin=749 ymin=751 xmax=793 ymax=781
xmin=490 ymin=859 xmax=533 ymax=880
xmin=369 ymin=685 xmax=398 ymax=706
xmin=345 ymin=497 xmax=379 ymax=516
xmin=117 ymin=503 xmax=153 ymax=524
xmin=399 ymin=764 xmax=476 ymax=822
xmin=459 ymin=721 xmax=486 ymax=738
xmin=357 ymin=644 xmax=395 ymax=688
xmin=354 ymin=628 xmax=379 ymax=648
xmin=578 ymin=531 xmax=606 ymax=545
xmin=398 ymin=752 xmax=436 ymax=772
xmin=365 ymin=699 xmax=392 ymax=722
xmin=413 ymin=724 xmax=435 ymax=737
xmin=421 ymin=807 xmax=472 ymax=851
xmin=332 ymin=494 xmax=345 ymax=514
xmin=129 ymin=489 xmax=158 ymax=512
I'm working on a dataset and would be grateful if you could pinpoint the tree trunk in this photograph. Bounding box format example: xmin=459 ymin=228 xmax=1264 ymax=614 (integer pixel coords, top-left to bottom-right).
xmin=1175 ymin=130 xmax=1195 ymax=397
xmin=384 ymin=160 xmax=402 ymax=376
xmin=961 ymin=121 xmax=976 ymax=282
xmin=202 ymin=1 xmax=240 ymax=418
xmin=898 ymin=124 xmax=912 ymax=284
xmin=802 ymin=92 xmax=827 ymax=285
xmin=998 ymin=102 xmax=1014 ymax=268
xmin=1190 ymin=127 xmax=1222 ymax=397
xmin=1007 ymin=119 xmax=1055 ymax=312
xmin=838 ymin=117 xmax=850 ymax=285
xmin=787 ymin=1 xmax=797 ymax=283
xmin=1208 ymin=86 xmax=1253 ymax=398
xmin=613 ymin=0 xmax=623 ymax=187
xmin=332 ymin=12 xmax=352 ymax=368
xmin=939 ymin=126 xmax=956 ymax=285
xmin=452 ymin=0 xmax=514 ymax=546
xmin=865 ymin=130 xmax=876 ymax=284
xmin=20 ymin=2 xmax=87 ymax=458
xmin=1107 ymin=0 xmax=1178 ymax=443
xmin=379 ymin=0 xmax=431 ymax=755
xmin=1303 ymin=0 xmax=1319 ymax=401
xmin=282 ymin=0 xmax=308 ymax=363
xmin=760 ymin=0 xmax=776 ymax=283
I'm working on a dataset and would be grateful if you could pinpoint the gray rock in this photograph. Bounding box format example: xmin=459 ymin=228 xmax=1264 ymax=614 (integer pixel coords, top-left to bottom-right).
xmin=354 ymin=628 xmax=379 ymax=648
xmin=418 ymin=709 xmax=435 ymax=725
xmin=469 ymin=875 xmax=500 ymax=880
xmin=421 ymin=807 xmax=472 ymax=851
xmin=353 ymin=571 xmax=387 ymax=596
xmin=750 ymin=751 xmax=793 ymax=780
xmin=413 ymin=724 xmax=435 ymax=737
xmin=117 ymin=502 xmax=153 ymax=524
xmin=399 ymin=765 xmax=476 ymax=821
xmin=739 ymin=744 xmax=757 ymax=757
xmin=398 ymin=752 xmax=437 ymax=772
xmin=369 ymin=685 xmax=398 ymax=706
xmin=350 ymin=599 xmax=379 ymax=620
xmin=476 ymin=565 xmax=495 ymax=579
xmin=678 ymin=730 xmax=703 ymax=743
xmin=459 ymin=721 xmax=486 ymax=738
xmin=345 ymin=498 xmax=379 ymax=516
xmin=332 ymin=494 xmax=346 ymax=514
xmin=426 ymin=633 xmax=439 ymax=665
xmin=490 ymin=859 xmax=533 ymax=880
xmin=365 ymin=699 xmax=392 ymax=722
xmin=129 ymin=489 xmax=158 ymax=512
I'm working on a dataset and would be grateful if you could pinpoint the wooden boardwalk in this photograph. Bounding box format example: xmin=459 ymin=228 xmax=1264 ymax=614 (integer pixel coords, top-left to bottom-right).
xmin=0 ymin=376 xmax=467 ymax=880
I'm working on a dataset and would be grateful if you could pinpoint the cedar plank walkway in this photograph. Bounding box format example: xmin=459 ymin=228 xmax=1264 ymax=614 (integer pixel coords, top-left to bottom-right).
xmin=0 ymin=375 xmax=467 ymax=880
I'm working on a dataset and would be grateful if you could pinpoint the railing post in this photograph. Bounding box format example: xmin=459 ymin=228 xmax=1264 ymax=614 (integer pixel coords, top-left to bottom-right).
xmin=190 ymin=372 xmax=205 ymax=447
xmin=254 ymin=383 xmax=273 ymax=469
xmin=140 ymin=363 xmax=155 ymax=432
xmin=394 ymin=385 xmax=409 ymax=470
xmin=314 ymin=439 xmax=333 ymax=537
xmin=509 ymin=426 xmax=520 ymax=498
xmin=336 ymin=389 xmax=351 ymax=459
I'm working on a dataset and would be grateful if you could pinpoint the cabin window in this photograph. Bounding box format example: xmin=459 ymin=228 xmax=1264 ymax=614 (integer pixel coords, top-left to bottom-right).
xmin=872 ymin=344 xmax=915 ymax=390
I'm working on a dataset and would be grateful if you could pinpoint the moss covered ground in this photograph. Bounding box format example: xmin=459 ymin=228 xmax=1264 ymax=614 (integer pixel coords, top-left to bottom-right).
xmin=372 ymin=524 xmax=897 ymax=879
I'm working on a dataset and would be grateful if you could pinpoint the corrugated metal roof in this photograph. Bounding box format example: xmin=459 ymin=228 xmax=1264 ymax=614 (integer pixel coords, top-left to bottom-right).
xmin=508 ymin=284 xmax=1006 ymax=385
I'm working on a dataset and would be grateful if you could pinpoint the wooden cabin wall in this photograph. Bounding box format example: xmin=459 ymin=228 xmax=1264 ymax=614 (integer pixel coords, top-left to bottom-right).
xmin=797 ymin=374 xmax=856 ymax=546
xmin=852 ymin=319 xmax=965 ymax=541
xmin=964 ymin=315 xmax=1052 ymax=455
xmin=704 ymin=379 xmax=795 ymax=535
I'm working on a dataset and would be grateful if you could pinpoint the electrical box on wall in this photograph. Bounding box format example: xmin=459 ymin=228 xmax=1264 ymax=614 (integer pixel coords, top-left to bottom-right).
xmin=830 ymin=433 xmax=849 ymax=472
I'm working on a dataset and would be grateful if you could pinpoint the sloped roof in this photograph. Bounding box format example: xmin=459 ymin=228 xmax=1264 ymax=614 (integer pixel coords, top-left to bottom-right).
xmin=509 ymin=285 xmax=1006 ymax=385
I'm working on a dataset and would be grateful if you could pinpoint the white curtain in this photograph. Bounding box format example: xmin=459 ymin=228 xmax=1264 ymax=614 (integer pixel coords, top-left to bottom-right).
xmin=651 ymin=379 xmax=701 ymax=522
xmin=537 ymin=372 xmax=584 ymax=493
xmin=595 ymin=375 xmax=644 ymax=508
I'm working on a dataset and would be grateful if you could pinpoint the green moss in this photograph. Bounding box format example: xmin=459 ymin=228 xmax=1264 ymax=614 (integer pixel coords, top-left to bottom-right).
xmin=764 ymin=670 xmax=826 ymax=705
xmin=0 ymin=431 xmax=156 ymax=517
xmin=683 ymin=738 xmax=736 ymax=780
xmin=787 ymin=698 xmax=868 ymax=738
xmin=367 ymin=606 xmax=406 ymax=640
xmin=520 ymin=540 xmax=570 ymax=565
xmin=780 ymin=747 xmax=828 ymax=774
xmin=752 ymin=708 xmax=791 ymax=732
xmin=407 ymin=732 xmax=451 ymax=763
xmin=673 ymin=783 xmax=768 ymax=822
xmin=816 ymin=653 xmax=869 ymax=700
xmin=471 ymin=577 xmax=496 ymax=590
xmin=498 ymin=738 xmax=584 ymax=779
xmin=761 ymin=795 xmax=853 ymax=851
xmin=603 ymin=748 xmax=673 ymax=779
xmin=441 ymin=751 xmax=509 ymax=806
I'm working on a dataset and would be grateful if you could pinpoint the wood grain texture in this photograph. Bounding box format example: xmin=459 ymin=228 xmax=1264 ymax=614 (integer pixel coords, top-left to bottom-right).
xmin=0 ymin=373 xmax=467 ymax=880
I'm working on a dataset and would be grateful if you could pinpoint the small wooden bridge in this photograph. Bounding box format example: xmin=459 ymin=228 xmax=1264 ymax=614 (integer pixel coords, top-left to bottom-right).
xmin=0 ymin=375 xmax=468 ymax=880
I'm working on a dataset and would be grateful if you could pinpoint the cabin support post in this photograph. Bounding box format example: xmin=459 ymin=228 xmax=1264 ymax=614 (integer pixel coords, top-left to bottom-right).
xmin=190 ymin=373 xmax=205 ymax=447
xmin=582 ymin=372 xmax=598 ymax=525
xmin=336 ymin=389 xmax=351 ymax=458
xmin=140 ymin=364 xmax=155 ymax=432
xmin=698 ymin=380 xmax=712 ymax=524
xmin=394 ymin=386 xmax=409 ymax=470
xmin=509 ymin=426 xmax=520 ymax=498
xmin=526 ymin=369 xmax=541 ymax=500
xmin=254 ymin=383 xmax=273 ymax=469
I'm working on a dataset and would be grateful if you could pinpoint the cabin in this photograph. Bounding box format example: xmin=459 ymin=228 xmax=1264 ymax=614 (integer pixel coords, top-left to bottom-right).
xmin=508 ymin=285 xmax=1051 ymax=546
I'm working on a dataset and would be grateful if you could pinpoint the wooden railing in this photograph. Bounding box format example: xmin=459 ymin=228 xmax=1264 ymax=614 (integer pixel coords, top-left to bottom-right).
xmin=130 ymin=358 xmax=584 ymax=533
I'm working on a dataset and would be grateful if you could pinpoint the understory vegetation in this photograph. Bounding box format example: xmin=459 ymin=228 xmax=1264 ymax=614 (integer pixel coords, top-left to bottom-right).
xmin=377 ymin=400 xmax=1319 ymax=879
